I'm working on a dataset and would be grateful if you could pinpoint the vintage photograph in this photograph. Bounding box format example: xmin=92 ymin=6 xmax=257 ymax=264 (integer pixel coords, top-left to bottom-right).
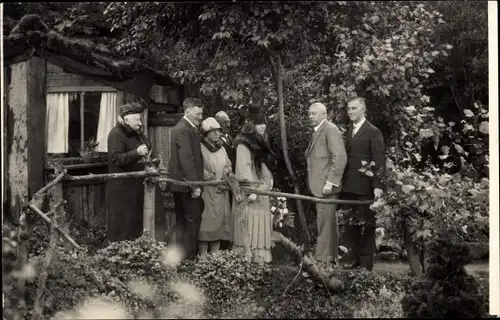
xmin=1 ymin=1 xmax=497 ymax=319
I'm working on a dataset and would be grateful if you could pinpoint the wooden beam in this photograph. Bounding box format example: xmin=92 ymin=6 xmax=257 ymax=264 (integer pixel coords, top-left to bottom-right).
xmin=7 ymin=57 xmax=48 ymax=219
xmin=143 ymin=181 xmax=156 ymax=240
xmin=80 ymin=92 xmax=85 ymax=152
xmin=148 ymin=112 xmax=183 ymax=127
xmin=46 ymin=86 xmax=118 ymax=93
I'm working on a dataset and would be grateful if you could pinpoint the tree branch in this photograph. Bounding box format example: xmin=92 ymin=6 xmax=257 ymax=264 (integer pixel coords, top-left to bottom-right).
xmin=219 ymin=186 xmax=373 ymax=205
xmin=273 ymin=231 xmax=344 ymax=293
xmin=26 ymin=202 xmax=84 ymax=250
xmin=62 ymin=170 xmax=161 ymax=182
xmin=32 ymin=170 xmax=67 ymax=200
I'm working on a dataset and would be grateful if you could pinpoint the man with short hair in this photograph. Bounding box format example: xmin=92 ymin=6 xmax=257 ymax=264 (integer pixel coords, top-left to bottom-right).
xmin=214 ymin=110 xmax=236 ymax=251
xmin=214 ymin=110 xmax=235 ymax=167
xmin=341 ymin=97 xmax=386 ymax=271
xmin=305 ymin=102 xmax=347 ymax=267
xmin=167 ymin=97 xmax=205 ymax=260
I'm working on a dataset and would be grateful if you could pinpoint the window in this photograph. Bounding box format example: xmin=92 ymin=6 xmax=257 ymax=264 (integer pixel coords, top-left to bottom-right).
xmin=46 ymin=90 xmax=118 ymax=158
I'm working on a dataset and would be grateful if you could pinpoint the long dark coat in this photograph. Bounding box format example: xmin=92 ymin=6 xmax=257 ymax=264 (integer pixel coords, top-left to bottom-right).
xmin=167 ymin=117 xmax=204 ymax=193
xmin=166 ymin=117 xmax=204 ymax=259
xmin=106 ymin=122 xmax=152 ymax=242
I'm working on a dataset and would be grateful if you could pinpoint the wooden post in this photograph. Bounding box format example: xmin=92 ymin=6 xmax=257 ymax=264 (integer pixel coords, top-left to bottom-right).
xmin=143 ymin=179 xmax=156 ymax=240
xmin=6 ymin=57 xmax=47 ymax=220
xmin=49 ymin=180 xmax=70 ymax=250
xmin=31 ymin=204 xmax=59 ymax=320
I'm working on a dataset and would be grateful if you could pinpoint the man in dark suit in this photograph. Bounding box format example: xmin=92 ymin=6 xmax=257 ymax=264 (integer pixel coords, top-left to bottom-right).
xmin=167 ymin=97 xmax=205 ymax=260
xmin=215 ymin=110 xmax=235 ymax=168
xmin=341 ymin=97 xmax=386 ymax=271
xmin=214 ymin=110 xmax=235 ymax=251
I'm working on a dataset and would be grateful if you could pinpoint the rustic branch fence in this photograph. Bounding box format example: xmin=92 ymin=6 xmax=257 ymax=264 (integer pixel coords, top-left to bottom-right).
xmin=17 ymin=167 xmax=377 ymax=318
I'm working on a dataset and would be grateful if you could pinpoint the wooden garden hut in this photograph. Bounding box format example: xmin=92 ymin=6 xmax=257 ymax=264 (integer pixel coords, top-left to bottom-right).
xmin=3 ymin=14 xmax=183 ymax=233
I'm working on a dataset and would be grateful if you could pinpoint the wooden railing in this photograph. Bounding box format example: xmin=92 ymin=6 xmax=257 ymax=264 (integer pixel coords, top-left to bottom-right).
xmin=17 ymin=167 xmax=376 ymax=316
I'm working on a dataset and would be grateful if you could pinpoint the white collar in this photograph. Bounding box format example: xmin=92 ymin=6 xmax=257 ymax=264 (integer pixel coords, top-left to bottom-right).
xmin=353 ymin=118 xmax=366 ymax=129
xmin=183 ymin=116 xmax=196 ymax=128
xmin=314 ymin=119 xmax=327 ymax=132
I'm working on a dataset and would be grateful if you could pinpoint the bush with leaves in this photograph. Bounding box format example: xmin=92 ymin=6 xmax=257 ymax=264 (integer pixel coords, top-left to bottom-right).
xmin=176 ymin=249 xmax=274 ymax=317
xmin=17 ymin=236 xmax=180 ymax=319
xmin=401 ymin=228 xmax=487 ymax=318
xmin=369 ymin=157 xmax=488 ymax=262
xmin=27 ymin=218 xmax=107 ymax=258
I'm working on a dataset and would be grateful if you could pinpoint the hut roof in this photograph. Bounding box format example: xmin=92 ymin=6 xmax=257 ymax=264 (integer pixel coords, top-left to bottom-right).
xmin=4 ymin=14 xmax=178 ymax=99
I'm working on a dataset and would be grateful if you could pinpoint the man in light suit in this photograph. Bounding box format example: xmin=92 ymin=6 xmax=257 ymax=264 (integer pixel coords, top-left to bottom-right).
xmin=341 ymin=97 xmax=386 ymax=271
xmin=305 ymin=102 xmax=347 ymax=266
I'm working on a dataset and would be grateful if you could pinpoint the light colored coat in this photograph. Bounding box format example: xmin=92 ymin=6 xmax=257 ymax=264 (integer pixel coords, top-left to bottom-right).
xmin=305 ymin=120 xmax=347 ymax=197
xmin=232 ymin=143 xmax=273 ymax=263
xmin=199 ymin=143 xmax=232 ymax=242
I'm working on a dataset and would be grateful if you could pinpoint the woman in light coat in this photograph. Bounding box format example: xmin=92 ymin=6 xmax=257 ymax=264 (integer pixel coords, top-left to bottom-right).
xmin=198 ymin=117 xmax=233 ymax=255
xmin=231 ymin=104 xmax=277 ymax=263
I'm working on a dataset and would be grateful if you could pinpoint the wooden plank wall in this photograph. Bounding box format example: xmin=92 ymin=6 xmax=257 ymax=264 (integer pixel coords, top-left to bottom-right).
xmin=149 ymin=125 xmax=176 ymax=238
xmin=46 ymin=62 xmax=104 ymax=88
xmin=63 ymin=181 xmax=107 ymax=227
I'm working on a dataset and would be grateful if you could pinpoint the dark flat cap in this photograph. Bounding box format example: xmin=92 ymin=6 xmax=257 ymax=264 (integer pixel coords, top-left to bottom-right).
xmin=120 ymin=102 xmax=144 ymax=117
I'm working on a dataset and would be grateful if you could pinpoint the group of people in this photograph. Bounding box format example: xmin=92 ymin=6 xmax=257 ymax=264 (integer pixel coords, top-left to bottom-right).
xmin=105 ymin=96 xmax=386 ymax=271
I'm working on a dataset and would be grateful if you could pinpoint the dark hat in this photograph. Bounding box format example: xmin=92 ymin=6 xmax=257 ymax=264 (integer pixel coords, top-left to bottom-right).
xmin=248 ymin=103 xmax=267 ymax=125
xmin=120 ymin=102 xmax=144 ymax=117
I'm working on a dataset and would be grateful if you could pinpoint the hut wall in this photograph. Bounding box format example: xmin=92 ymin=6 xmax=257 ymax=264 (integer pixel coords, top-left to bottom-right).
xmin=6 ymin=57 xmax=47 ymax=219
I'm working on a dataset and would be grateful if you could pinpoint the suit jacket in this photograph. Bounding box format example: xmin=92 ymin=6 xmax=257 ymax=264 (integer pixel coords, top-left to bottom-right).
xmin=167 ymin=117 xmax=204 ymax=193
xmin=305 ymin=120 xmax=347 ymax=198
xmin=342 ymin=120 xmax=386 ymax=196
xmin=220 ymin=133 xmax=236 ymax=171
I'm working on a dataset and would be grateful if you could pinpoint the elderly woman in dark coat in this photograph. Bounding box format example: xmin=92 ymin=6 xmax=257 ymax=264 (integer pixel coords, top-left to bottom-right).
xmin=106 ymin=102 xmax=152 ymax=242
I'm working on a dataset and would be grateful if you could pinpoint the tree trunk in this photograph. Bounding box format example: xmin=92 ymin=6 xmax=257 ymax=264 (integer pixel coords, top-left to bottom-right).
xmin=268 ymin=53 xmax=312 ymax=250
xmin=273 ymin=231 xmax=343 ymax=293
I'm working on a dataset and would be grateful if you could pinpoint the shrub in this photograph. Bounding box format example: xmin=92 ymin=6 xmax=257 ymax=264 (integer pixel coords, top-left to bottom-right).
xmin=401 ymin=228 xmax=487 ymax=318
xmin=28 ymin=218 xmax=107 ymax=258
xmin=19 ymin=236 xmax=179 ymax=319
xmin=176 ymin=249 xmax=274 ymax=318
xmin=369 ymin=159 xmax=489 ymax=256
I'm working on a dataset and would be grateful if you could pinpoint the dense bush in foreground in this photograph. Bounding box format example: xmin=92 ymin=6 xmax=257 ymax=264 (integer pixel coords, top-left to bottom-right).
xmin=0 ymin=236 xmax=422 ymax=319
xmin=402 ymin=228 xmax=487 ymax=318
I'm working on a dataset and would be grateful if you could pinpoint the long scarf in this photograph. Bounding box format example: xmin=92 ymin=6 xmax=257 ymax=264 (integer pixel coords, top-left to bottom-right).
xmin=201 ymin=137 xmax=222 ymax=153
xmin=233 ymin=132 xmax=277 ymax=177
xmin=118 ymin=122 xmax=152 ymax=151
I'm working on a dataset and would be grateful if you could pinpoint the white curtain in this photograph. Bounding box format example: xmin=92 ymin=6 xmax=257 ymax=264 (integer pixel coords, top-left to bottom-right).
xmin=46 ymin=93 xmax=69 ymax=154
xmin=96 ymin=92 xmax=118 ymax=152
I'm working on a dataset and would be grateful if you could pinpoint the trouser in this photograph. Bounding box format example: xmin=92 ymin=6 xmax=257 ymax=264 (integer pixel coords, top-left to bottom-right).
xmin=167 ymin=192 xmax=204 ymax=260
xmin=315 ymin=193 xmax=339 ymax=265
xmin=340 ymin=192 xmax=376 ymax=271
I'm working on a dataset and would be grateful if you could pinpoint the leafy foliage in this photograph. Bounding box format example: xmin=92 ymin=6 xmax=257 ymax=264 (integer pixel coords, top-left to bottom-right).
xmin=401 ymin=228 xmax=487 ymax=318
xmin=104 ymin=2 xmax=450 ymax=156
xmin=369 ymin=157 xmax=489 ymax=249
xmin=424 ymin=1 xmax=488 ymax=116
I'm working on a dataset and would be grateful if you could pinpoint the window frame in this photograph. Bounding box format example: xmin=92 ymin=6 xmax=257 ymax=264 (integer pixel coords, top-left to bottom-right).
xmin=46 ymin=86 xmax=118 ymax=161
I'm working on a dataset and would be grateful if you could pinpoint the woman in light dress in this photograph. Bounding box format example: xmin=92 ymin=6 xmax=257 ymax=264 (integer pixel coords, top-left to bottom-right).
xmin=198 ymin=117 xmax=233 ymax=255
xmin=231 ymin=104 xmax=277 ymax=263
